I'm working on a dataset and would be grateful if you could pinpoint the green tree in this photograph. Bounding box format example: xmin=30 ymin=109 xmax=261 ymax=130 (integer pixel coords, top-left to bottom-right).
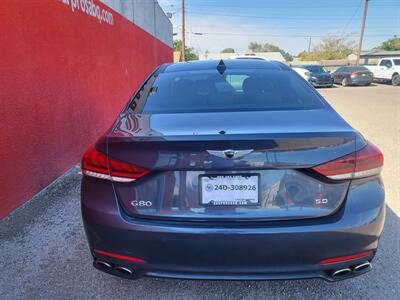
xmin=173 ymin=40 xmax=199 ymax=61
xmin=375 ymin=36 xmax=400 ymax=51
xmin=299 ymin=35 xmax=355 ymax=61
xmin=248 ymin=42 xmax=293 ymax=61
xmin=248 ymin=42 xmax=263 ymax=52
xmin=220 ymin=48 xmax=235 ymax=53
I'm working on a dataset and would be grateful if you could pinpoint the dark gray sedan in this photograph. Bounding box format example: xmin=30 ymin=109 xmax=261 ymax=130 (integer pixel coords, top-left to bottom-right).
xmin=332 ymin=66 xmax=373 ymax=86
xmin=81 ymin=59 xmax=384 ymax=282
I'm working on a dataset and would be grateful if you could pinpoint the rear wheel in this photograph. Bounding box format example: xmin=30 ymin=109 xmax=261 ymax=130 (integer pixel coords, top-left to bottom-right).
xmin=342 ymin=78 xmax=349 ymax=87
xmin=392 ymin=74 xmax=400 ymax=86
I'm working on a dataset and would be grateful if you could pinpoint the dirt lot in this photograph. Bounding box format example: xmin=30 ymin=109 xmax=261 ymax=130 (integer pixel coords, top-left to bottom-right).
xmin=0 ymin=83 xmax=399 ymax=300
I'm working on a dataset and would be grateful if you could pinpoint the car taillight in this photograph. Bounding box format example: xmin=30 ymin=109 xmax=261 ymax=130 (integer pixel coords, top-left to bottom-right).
xmin=82 ymin=146 xmax=149 ymax=182
xmin=94 ymin=249 xmax=145 ymax=263
xmin=350 ymin=72 xmax=357 ymax=78
xmin=312 ymin=143 xmax=383 ymax=180
xmin=319 ymin=251 xmax=373 ymax=264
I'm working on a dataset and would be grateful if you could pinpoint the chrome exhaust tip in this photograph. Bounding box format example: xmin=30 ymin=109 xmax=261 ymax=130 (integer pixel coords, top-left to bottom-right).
xmin=332 ymin=268 xmax=352 ymax=279
xmin=353 ymin=262 xmax=371 ymax=273
xmin=114 ymin=266 xmax=133 ymax=277
xmin=95 ymin=260 xmax=112 ymax=271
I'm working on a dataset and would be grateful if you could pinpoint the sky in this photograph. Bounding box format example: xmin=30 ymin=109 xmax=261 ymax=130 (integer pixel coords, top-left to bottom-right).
xmin=158 ymin=0 xmax=400 ymax=56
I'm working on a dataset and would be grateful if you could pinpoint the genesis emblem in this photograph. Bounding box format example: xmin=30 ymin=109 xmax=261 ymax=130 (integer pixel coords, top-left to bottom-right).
xmin=207 ymin=149 xmax=253 ymax=159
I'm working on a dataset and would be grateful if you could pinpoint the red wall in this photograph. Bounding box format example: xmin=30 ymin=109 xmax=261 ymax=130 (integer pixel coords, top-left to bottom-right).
xmin=0 ymin=0 xmax=172 ymax=219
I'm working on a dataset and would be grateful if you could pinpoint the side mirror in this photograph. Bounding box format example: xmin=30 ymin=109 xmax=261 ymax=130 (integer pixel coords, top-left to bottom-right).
xmin=386 ymin=64 xmax=392 ymax=69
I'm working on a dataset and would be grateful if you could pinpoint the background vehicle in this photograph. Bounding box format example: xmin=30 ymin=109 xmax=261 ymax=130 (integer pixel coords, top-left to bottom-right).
xmin=81 ymin=60 xmax=384 ymax=282
xmin=291 ymin=67 xmax=311 ymax=81
xmin=365 ymin=57 xmax=400 ymax=86
xmin=231 ymin=55 xmax=270 ymax=61
xmin=302 ymin=65 xmax=333 ymax=88
xmin=332 ymin=66 xmax=373 ymax=86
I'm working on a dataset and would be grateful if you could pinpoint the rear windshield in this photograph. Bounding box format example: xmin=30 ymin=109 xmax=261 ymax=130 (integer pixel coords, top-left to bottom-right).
xmin=347 ymin=66 xmax=369 ymax=72
xmin=139 ymin=68 xmax=324 ymax=114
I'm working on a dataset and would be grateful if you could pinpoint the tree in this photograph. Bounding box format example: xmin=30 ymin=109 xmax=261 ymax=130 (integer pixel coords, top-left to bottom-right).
xmin=248 ymin=42 xmax=262 ymax=53
xmin=247 ymin=42 xmax=293 ymax=61
xmin=299 ymin=35 xmax=355 ymax=61
xmin=220 ymin=48 xmax=235 ymax=53
xmin=375 ymin=36 xmax=400 ymax=51
xmin=173 ymin=40 xmax=199 ymax=61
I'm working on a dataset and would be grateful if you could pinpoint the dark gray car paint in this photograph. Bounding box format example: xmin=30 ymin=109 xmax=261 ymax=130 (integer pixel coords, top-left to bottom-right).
xmin=81 ymin=59 xmax=384 ymax=281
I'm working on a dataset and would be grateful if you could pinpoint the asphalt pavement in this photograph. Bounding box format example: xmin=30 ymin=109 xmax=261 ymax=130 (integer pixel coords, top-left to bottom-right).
xmin=1 ymin=83 xmax=399 ymax=300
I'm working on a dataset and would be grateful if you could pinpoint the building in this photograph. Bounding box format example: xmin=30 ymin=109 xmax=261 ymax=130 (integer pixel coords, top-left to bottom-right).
xmin=348 ymin=50 xmax=400 ymax=65
xmin=0 ymin=0 xmax=173 ymax=219
xmin=100 ymin=0 xmax=172 ymax=47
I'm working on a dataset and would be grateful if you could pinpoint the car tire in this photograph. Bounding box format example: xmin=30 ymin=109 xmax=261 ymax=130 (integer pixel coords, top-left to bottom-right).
xmin=392 ymin=74 xmax=400 ymax=86
xmin=342 ymin=78 xmax=348 ymax=87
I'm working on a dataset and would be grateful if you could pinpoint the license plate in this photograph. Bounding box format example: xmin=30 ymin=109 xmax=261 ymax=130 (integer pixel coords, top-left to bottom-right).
xmin=200 ymin=174 xmax=259 ymax=206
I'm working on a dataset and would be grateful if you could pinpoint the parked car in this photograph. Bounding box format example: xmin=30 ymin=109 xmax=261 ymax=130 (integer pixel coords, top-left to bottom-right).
xmin=332 ymin=66 xmax=373 ymax=86
xmin=302 ymin=65 xmax=334 ymax=88
xmin=230 ymin=54 xmax=270 ymax=61
xmin=365 ymin=57 xmax=400 ymax=86
xmin=291 ymin=67 xmax=311 ymax=82
xmin=81 ymin=59 xmax=384 ymax=282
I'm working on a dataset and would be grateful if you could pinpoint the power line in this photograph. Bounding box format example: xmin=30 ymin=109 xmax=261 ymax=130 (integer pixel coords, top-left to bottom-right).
xmin=184 ymin=24 xmax=395 ymax=31
xmin=178 ymin=31 xmax=395 ymax=38
xmin=184 ymin=10 xmax=393 ymax=20
xmin=185 ymin=2 xmax=398 ymax=8
xmin=340 ymin=0 xmax=363 ymax=37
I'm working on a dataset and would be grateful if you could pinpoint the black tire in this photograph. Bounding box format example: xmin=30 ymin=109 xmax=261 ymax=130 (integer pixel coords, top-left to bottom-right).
xmin=392 ymin=74 xmax=400 ymax=86
xmin=342 ymin=78 xmax=349 ymax=87
xmin=364 ymin=82 xmax=371 ymax=86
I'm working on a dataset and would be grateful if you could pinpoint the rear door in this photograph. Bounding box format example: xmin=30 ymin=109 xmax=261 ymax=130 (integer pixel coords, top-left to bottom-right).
xmin=333 ymin=67 xmax=345 ymax=83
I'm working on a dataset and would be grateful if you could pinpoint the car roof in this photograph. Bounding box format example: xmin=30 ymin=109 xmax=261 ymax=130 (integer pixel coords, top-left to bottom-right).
xmin=341 ymin=65 xmax=368 ymax=68
xmin=163 ymin=59 xmax=287 ymax=73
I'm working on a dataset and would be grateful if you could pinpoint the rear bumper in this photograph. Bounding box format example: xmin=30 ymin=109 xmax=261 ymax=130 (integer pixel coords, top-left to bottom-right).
xmin=81 ymin=176 xmax=385 ymax=282
xmin=349 ymin=78 xmax=373 ymax=85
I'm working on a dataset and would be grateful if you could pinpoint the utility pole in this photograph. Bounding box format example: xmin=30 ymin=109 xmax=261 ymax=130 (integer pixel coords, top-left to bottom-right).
xmin=308 ymin=37 xmax=312 ymax=52
xmin=181 ymin=0 xmax=186 ymax=62
xmin=356 ymin=0 xmax=369 ymax=65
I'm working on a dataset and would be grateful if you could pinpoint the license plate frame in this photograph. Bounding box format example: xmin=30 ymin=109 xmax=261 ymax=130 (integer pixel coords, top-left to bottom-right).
xmin=199 ymin=173 xmax=260 ymax=206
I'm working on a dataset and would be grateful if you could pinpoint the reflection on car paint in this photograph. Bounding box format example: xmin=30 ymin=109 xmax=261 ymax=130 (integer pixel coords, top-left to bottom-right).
xmin=115 ymin=169 xmax=348 ymax=221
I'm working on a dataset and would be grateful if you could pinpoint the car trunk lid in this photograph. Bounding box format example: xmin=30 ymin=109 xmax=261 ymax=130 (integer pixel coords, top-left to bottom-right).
xmin=106 ymin=110 xmax=362 ymax=221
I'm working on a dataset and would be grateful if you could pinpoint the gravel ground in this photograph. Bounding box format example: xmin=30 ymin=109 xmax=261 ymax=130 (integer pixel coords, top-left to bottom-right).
xmin=1 ymin=83 xmax=399 ymax=299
